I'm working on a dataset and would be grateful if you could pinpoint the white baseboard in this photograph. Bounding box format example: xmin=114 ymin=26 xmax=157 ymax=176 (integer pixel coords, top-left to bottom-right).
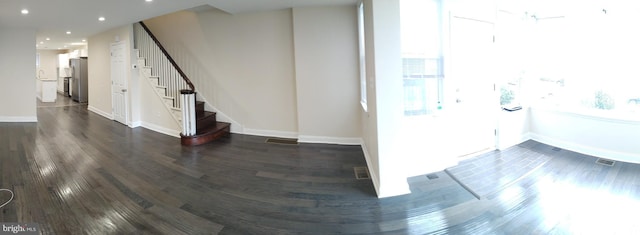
xmin=360 ymin=139 xmax=381 ymax=197
xmin=88 ymin=106 xmax=114 ymax=120
xmin=498 ymin=132 xmax=532 ymax=150
xmin=0 ymin=116 xmax=37 ymax=122
xmin=298 ymin=135 xmax=361 ymax=145
xmin=530 ymin=133 xmax=640 ymax=164
xmin=243 ymin=128 xmax=298 ymax=139
xmin=129 ymin=121 xmax=142 ymax=128
xmin=141 ymin=121 xmax=181 ymax=138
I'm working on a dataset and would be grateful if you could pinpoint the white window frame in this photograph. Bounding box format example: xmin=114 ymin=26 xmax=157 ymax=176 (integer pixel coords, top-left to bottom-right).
xmin=358 ymin=1 xmax=368 ymax=112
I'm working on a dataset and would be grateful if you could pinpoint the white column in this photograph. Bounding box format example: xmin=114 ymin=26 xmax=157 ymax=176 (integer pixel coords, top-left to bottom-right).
xmin=180 ymin=90 xmax=196 ymax=136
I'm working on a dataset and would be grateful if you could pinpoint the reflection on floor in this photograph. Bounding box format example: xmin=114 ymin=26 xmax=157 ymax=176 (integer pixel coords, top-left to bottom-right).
xmin=37 ymin=93 xmax=84 ymax=108
xmin=2 ymin=102 xmax=640 ymax=234
xmin=445 ymin=140 xmax=553 ymax=199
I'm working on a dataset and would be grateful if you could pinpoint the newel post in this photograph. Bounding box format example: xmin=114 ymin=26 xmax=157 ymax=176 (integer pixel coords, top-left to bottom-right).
xmin=180 ymin=89 xmax=196 ymax=136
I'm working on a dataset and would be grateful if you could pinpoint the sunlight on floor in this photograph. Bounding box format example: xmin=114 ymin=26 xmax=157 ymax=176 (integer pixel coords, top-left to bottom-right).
xmin=535 ymin=176 xmax=640 ymax=233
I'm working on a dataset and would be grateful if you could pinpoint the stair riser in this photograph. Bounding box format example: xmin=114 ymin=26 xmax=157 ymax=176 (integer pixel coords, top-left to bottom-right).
xmin=181 ymin=124 xmax=230 ymax=146
xmin=155 ymin=87 xmax=166 ymax=95
xmin=163 ymin=98 xmax=174 ymax=107
xmin=196 ymin=114 xmax=218 ymax=132
xmin=142 ymin=68 xmax=152 ymax=77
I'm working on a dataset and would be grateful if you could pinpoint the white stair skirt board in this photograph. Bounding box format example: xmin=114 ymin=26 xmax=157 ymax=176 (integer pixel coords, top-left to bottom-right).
xmin=137 ymin=58 xmax=181 ymax=127
xmin=155 ymin=86 xmax=167 ymax=94
xmin=162 ymin=97 xmax=174 ymax=107
xmin=198 ymin=94 xmax=243 ymax=134
xmin=142 ymin=68 xmax=152 ymax=78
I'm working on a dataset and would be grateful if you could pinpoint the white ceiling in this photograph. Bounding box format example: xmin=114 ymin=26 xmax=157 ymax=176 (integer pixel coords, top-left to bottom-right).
xmin=0 ymin=0 xmax=357 ymax=50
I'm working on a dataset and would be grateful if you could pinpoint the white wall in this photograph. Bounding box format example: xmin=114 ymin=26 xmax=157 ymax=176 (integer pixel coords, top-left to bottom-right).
xmin=530 ymin=108 xmax=640 ymax=163
xmin=89 ymin=24 xmax=150 ymax=131
xmin=37 ymin=50 xmax=64 ymax=80
xmin=144 ymin=9 xmax=299 ymax=136
xmin=292 ymin=6 xmax=362 ymax=144
xmin=360 ymin=0 xmax=410 ymax=198
xmin=88 ymin=25 xmax=133 ymax=121
xmin=0 ymin=28 xmax=37 ymax=122
xmin=497 ymin=108 xmax=531 ymax=150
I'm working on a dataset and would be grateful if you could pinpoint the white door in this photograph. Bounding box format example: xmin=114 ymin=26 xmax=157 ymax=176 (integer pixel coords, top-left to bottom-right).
xmin=111 ymin=42 xmax=128 ymax=125
xmin=447 ymin=14 xmax=497 ymax=158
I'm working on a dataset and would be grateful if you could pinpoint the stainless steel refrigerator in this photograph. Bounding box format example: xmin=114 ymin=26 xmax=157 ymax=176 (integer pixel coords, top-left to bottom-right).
xmin=70 ymin=57 xmax=88 ymax=103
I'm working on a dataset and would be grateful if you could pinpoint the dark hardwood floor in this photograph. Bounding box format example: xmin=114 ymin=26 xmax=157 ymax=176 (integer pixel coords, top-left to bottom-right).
xmin=2 ymin=95 xmax=640 ymax=234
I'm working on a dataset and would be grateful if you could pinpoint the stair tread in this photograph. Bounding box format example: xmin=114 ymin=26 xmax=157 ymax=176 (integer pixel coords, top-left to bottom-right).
xmin=196 ymin=111 xmax=215 ymax=120
xmin=193 ymin=122 xmax=231 ymax=136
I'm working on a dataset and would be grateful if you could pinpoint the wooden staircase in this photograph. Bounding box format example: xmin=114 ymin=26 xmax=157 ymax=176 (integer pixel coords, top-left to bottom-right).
xmin=134 ymin=21 xmax=230 ymax=146
xmin=180 ymin=101 xmax=231 ymax=146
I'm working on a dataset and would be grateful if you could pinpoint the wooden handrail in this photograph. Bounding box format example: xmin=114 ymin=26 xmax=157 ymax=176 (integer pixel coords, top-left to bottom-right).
xmin=138 ymin=21 xmax=195 ymax=91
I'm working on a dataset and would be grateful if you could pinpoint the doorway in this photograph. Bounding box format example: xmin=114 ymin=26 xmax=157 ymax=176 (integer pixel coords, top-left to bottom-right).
xmin=111 ymin=42 xmax=128 ymax=125
xmin=446 ymin=13 xmax=498 ymax=158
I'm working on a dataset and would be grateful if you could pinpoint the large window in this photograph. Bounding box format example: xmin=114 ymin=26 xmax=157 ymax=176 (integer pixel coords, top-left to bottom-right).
xmin=358 ymin=1 xmax=368 ymax=112
xmin=529 ymin=8 xmax=640 ymax=117
xmin=400 ymin=0 xmax=444 ymax=116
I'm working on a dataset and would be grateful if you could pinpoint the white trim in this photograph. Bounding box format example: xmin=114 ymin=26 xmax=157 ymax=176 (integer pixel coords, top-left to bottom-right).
xmin=360 ymin=139 xmax=381 ymax=197
xmin=298 ymin=135 xmax=361 ymax=145
xmin=530 ymin=133 xmax=640 ymax=164
xmin=137 ymin=60 xmax=181 ymax=126
xmin=243 ymin=128 xmax=298 ymax=139
xmin=0 ymin=116 xmax=37 ymax=122
xmin=531 ymin=106 xmax=640 ymax=125
xmin=140 ymin=121 xmax=181 ymax=138
xmin=88 ymin=106 xmax=114 ymax=120
xmin=199 ymin=97 xmax=243 ymax=134
xmin=129 ymin=121 xmax=142 ymax=128
xmin=497 ymin=132 xmax=531 ymax=150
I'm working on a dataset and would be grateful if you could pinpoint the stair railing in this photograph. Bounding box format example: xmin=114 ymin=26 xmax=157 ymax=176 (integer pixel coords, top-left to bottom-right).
xmin=134 ymin=22 xmax=196 ymax=136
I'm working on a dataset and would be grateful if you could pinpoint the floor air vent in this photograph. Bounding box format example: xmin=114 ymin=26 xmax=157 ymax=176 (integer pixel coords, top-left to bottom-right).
xmin=265 ymin=138 xmax=298 ymax=145
xmin=596 ymin=158 xmax=615 ymax=167
xmin=552 ymin=147 xmax=562 ymax=151
xmin=353 ymin=167 xmax=370 ymax=180
xmin=426 ymin=174 xmax=439 ymax=180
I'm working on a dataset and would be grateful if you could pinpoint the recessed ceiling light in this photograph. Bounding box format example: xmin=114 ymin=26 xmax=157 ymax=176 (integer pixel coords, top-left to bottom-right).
xmin=82 ymin=39 xmax=86 ymax=42
xmin=98 ymin=17 xmax=105 ymax=21
xmin=21 ymin=9 xmax=29 ymax=15
xmin=39 ymin=41 xmax=44 ymax=44
xmin=66 ymin=31 xmax=71 ymax=34
xmin=46 ymin=37 xmax=50 ymax=41
xmin=146 ymin=0 xmax=152 ymax=2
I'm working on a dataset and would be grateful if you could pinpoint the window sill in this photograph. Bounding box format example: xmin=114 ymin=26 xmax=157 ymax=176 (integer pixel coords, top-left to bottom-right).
xmin=531 ymin=104 xmax=640 ymax=124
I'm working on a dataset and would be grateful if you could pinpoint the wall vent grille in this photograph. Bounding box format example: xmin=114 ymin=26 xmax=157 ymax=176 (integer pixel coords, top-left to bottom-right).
xmin=596 ymin=158 xmax=615 ymax=167
xmin=353 ymin=167 xmax=370 ymax=180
